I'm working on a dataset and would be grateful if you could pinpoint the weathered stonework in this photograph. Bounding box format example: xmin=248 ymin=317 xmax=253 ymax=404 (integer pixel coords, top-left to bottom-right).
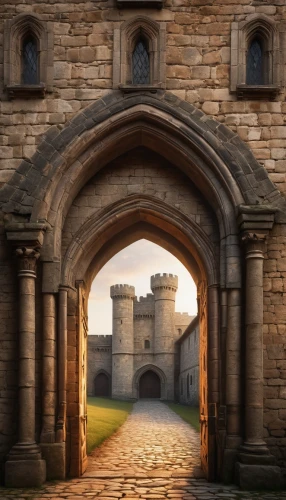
xmin=0 ymin=0 xmax=286 ymax=490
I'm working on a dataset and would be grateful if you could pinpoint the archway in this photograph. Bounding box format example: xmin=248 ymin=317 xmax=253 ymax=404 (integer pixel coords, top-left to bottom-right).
xmin=139 ymin=370 xmax=161 ymax=399
xmin=2 ymin=91 xmax=282 ymax=489
xmin=94 ymin=371 xmax=111 ymax=397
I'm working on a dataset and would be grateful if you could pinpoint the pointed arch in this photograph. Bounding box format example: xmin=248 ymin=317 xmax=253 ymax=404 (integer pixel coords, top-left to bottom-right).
xmin=113 ymin=16 xmax=166 ymax=88
xmin=133 ymin=364 xmax=167 ymax=399
xmin=230 ymin=13 xmax=284 ymax=97
xmin=4 ymin=13 xmax=53 ymax=97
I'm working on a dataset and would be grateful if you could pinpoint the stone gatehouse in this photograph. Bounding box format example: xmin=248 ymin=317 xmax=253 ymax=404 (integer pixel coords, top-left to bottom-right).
xmin=87 ymin=273 xmax=198 ymax=402
xmin=0 ymin=0 xmax=286 ymax=492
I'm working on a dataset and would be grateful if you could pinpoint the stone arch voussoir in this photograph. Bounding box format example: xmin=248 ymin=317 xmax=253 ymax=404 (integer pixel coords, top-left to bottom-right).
xmin=1 ymin=90 xmax=284 ymax=223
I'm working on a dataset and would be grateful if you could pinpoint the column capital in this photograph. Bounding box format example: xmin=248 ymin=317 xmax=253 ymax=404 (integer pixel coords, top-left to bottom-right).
xmin=15 ymin=246 xmax=40 ymax=276
xmin=240 ymin=232 xmax=266 ymax=256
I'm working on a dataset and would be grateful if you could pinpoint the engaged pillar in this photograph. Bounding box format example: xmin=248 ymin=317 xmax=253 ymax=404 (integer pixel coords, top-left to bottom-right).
xmin=5 ymin=247 xmax=46 ymax=487
xmin=236 ymin=232 xmax=280 ymax=489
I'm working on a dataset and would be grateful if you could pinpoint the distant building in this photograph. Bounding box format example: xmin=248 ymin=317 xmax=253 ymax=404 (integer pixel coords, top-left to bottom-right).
xmin=87 ymin=273 xmax=199 ymax=403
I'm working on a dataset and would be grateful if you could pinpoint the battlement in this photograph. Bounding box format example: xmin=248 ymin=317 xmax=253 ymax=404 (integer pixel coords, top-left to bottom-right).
xmin=151 ymin=273 xmax=178 ymax=291
xmin=88 ymin=335 xmax=112 ymax=346
xmin=134 ymin=293 xmax=154 ymax=304
xmin=110 ymin=284 xmax=135 ymax=299
xmin=134 ymin=293 xmax=155 ymax=316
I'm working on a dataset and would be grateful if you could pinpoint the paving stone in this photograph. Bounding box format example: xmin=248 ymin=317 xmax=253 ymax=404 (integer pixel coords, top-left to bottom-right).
xmin=0 ymin=401 xmax=284 ymax=499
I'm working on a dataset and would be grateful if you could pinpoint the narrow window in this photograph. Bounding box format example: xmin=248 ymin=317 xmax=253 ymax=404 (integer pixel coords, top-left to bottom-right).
xmin=180 ymin=378 xmax=183 ymax=395
xmin=144 ymin=339 xmax=150 ymax=349
xmin=178 ymin=328 xmax=182 ymax=336
xmin=246 ymin=37 xmax=264 ymax=85
xmin=22 ymin=35 xmax=38 ymax=84
xmin=132 ymin=38 xmax=149 ymax=84
xmin=190 ymin=375 xmax=193 ymax=385
xmin=187 ymin=374 xmax=190 ymax=397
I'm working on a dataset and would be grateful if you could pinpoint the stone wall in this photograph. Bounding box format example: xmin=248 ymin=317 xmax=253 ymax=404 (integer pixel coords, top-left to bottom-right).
xmin=87 ymin=335 xmax=112 ymax=396
xmin=178 ymin=317 xmax=199 ymax=406
xmin=62 ymin=147 xmax=220 ymax=257
xmin=263 ymin=225 xmax=286 ymax=471
xmin=0 ymin=2 xmax=285 ymax=195
xmin=0 ymin=0 xmax=286 ymax=484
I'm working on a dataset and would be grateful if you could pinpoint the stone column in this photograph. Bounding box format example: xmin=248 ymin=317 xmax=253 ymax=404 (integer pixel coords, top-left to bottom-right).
xmin=236 ymin=232 xmax=280 ymax=489
xmin=5 ymin=247 xmax=46 ymax=487
xmin=223 ymin=288 xmax=242 ymax=482
xmin=41 ymin=293 xmax=57 ymax=444
xmin=40 ymin=292 xmax=65 ymax=480
xmin=243 ymin=233 xmax=265 ymax=449
xmin=56 ymin=287 xmax=68 ymax=443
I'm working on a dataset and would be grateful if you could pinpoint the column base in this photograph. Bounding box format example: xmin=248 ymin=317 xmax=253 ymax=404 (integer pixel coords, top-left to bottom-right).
xmin=235 ymin=463 xmax=282 ymax=490
xmin=5 ymin=459 xmax=46 ymax=487
xmin=40 ymin=443 xmax=66 ymax=480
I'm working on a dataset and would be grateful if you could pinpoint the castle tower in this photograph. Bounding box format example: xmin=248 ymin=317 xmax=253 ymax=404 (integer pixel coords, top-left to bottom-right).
xmin=110 ymin=284 xmax=135 ymax=399
xmin=151 ymin=273 xmax=178 ymax=400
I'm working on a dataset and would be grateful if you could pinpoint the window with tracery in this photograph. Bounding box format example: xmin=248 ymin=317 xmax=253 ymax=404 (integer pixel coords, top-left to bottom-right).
xmin=230 ymin=14 xmax=284 ymax=99
xmin=132 ymin=38 xmax=150 ymax=84
xmin=246 ymin=38 xmax=264 ymax=85
xmin=4 ymin=13 xmax=54 ymax=99
xmin=113 ymin=16 xmax=166 ymax=90
xmin=22 ymin=35 xmax=38 ymax=85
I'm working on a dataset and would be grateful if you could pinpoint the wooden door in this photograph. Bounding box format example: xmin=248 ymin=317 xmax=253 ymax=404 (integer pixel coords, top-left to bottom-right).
xmin=139 ymin=370 xmax=161 ymax=398
xmin=199 ymin=281 xmax=216 ymax=481
xmin=94 ymin=372 xmax=110 ymax=397
xmin=77 ymin=281 xmax=88 ymax=475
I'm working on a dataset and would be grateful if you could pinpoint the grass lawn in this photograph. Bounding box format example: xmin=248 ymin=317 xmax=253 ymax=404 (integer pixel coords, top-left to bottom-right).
xmin=167 ymin=403 xmax=200 ymax=432
xmin=87 ymin=397 xmax=133 ymax=454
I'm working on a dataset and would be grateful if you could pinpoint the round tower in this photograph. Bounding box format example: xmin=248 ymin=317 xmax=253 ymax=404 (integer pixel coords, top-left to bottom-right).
xmin=151 ymin=273 xmax=178 ymax=400
xmin=110 ymin=284 xmax=135 ymax=399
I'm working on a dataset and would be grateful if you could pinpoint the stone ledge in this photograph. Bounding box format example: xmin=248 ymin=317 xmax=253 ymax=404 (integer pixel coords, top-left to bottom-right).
xmin=117 ymin=0 xmax=163 ymax=7
xmin=6 ymin=83 xmax=46 ymax=100
xmin=236 ymin=84 xmax=280 ymax=101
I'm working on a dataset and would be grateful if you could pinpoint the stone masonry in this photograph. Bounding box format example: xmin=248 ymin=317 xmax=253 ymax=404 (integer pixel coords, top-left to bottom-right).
xmin=88 ymin=274 xmax=195 ymax=401
xmin=0 ymin=0 xmax=286 ymax=490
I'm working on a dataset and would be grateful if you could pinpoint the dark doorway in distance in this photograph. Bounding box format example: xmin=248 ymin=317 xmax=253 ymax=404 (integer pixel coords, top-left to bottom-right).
xmin=139 ymin=370 xmax=161 ymax=398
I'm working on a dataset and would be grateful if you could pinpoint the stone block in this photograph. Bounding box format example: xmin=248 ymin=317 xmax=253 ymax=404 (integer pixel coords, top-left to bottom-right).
xmin=40 ymin=443 xmax=65 ymax=480
xmin=235 ymin=463 xmax=282 ymax=490
xmin=182 ymin=48 xmax=202 ymax=66
xmin=5 ymin=459 xmax=46 ymax=487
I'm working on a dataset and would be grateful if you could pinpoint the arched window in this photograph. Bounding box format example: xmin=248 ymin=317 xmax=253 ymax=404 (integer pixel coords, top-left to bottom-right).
xmin=132 ymin=38 xmax=149 ymax=84
xmin=178 ymin=328 xmax=182 ymax=335
xmin=22 ymin=35 xmax=38 ymax=85
xmin=246 ymin=37 xmax=264 ymax=85
xmin=4 ymin=13 xmax=54 ymax=99
xmin=144 ymin=339 xmax=150 ymax=349
xmin=113 ymin=16 xmax=166 ymax=90
xmin=230 ymin=14 xmax=283 ymax=99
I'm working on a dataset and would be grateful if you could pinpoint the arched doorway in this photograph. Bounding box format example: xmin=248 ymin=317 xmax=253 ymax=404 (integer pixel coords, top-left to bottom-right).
xmin=94 ymin=372 xmax=110 ymax=397
xmin=2 ymin=91 xmax=282 ymax=488
xmin=139 ymin=370 xmax=161 ymax=399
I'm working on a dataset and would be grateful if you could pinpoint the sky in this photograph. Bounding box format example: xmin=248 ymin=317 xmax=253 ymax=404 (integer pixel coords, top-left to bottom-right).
xmin=88 ymin=239 xmax=197 ymax=335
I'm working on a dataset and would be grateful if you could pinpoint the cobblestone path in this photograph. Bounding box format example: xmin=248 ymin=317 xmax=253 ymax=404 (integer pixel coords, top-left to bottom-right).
xmin=1 ymin=400 xmax=285 ymax=500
